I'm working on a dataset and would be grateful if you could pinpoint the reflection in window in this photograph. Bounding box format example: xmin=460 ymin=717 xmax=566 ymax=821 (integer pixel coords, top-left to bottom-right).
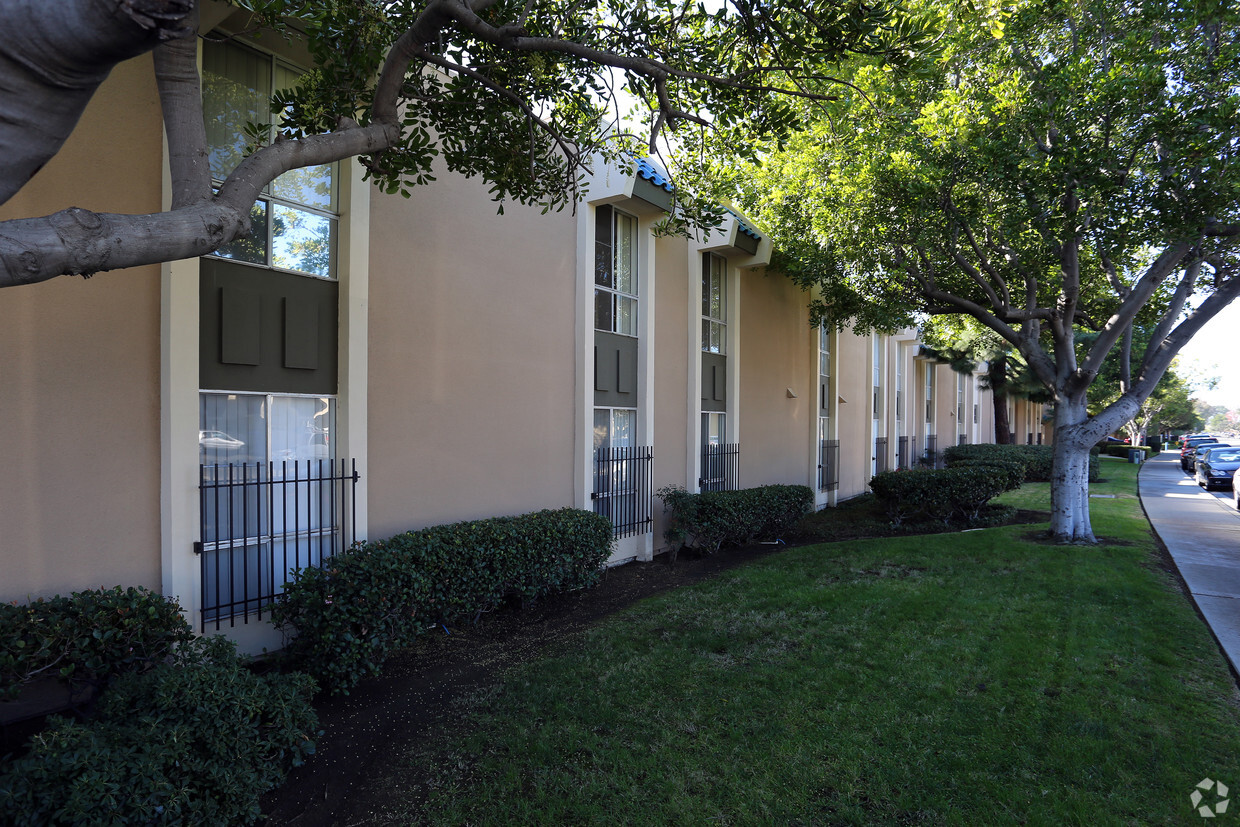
xmin=271 ymin=203 xmax=334 ymax=278
xmin=594 ymin=205 xmax=638 ymax=336
xmin=702 ymin=254 xmax=726 ymax=354
xmin=202 ymin=39 xmax=338 ymax=279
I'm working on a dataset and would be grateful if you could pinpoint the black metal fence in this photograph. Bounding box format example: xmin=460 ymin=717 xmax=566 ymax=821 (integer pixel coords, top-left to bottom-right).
xmin=197 ymin=459 xmax=359 ymax=631
xmin=897 ymin=435 xmax=909 ymax=470
xmin=700 ymin=442 xmax=740 ymax=492
xmin=819 ymin=439 xmax=840 ymax=491
xmin=592 ymin=446 xmax=653 ymax=538
xmin=875 ymin=436 xmax=889 ymax=474
xmin=923 ymin=435 xmax=939 ymax=468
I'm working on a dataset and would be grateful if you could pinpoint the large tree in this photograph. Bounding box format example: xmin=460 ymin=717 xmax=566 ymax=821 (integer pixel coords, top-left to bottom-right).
xmin=741 ymin=0 xmax=1240 ymax=542
xmin=0 ymin=0 xmax=931 ymax=288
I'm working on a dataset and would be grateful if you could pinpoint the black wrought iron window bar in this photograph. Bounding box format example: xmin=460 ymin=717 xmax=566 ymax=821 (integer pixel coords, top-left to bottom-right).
xmin=700 ymin=442 xmax=740 ymax=492
xmin=819 ymin=439 xmax=840 ymax=491
xmin=196 ymin=459 xmax=359 ymax=631
xmin=923 ymin=435 xmax=939 ymax=469
xmin=875 ymin=436 xmax=889 ymax=474
xmin=592 ymin=446 xmax=653 ymax=538
xmin=897 ymin=435 xmax=909 ymax=470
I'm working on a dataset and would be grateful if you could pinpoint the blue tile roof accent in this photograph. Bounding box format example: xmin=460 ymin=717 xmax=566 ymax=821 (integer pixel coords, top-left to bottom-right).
xmin=634 ymin=157 xmax=674 ymax=192
xmin=726 ymin=208 xmax=762 ymax=240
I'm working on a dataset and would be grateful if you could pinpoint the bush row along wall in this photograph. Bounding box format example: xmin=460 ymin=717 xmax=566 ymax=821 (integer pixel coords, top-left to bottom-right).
xmin=657 ymin=484 xmax=814 ymax=555
xmin=271 ymin=507 xmax=614 ymax=695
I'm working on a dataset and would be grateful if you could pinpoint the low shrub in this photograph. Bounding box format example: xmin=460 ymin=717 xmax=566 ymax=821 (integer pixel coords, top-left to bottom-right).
xmin=272 ymin=508 xmax=614 ymax=695
xmin=1099 ymin=444 xmax=1158 ymax=459
xmin=869 ymin=466 xmax=1017 ymax=526
xmin=943 ymin=443 xmax=1100 ymax=482
xmin=0 ymin=586 xmax=194 ymax=700
xmin=657 ymin=484 xmax=813 ymax=555
xmin=0 ymin=636 xmax=318 ymax=826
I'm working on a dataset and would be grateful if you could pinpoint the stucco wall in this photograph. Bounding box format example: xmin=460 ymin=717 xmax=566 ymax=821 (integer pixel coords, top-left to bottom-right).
xmin=832 ymin=328 xmax=873 ymax=499
xmin=365 ymin=173 xmax=578 ymax=538
xmin=737 ymin=268 xmax=811 ymax=488
xmin=651 ymin=233 xmax=691 ymax=547
xmin=0 ymin=57 xmax=165 ymax=603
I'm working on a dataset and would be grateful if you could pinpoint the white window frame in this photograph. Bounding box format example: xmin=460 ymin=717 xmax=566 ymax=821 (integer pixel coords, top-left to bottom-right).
xmin=702 ymin=253 xmax=727 ymax=354
xmin=594 ymin=205 xmax=639 ymax=337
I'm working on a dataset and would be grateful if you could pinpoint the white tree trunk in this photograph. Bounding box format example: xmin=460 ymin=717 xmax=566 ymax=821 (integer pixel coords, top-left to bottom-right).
xmin=1049 ymin=397 xmax=1098 ymax=543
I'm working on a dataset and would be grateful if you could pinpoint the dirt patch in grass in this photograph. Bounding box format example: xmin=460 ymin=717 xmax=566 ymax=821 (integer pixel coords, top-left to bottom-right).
xmin=261 ymin=509 xmax=1048 ymax=826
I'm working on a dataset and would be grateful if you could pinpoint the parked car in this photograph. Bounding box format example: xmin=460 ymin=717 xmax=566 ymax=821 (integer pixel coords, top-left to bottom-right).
xmin=1182 ymin=436 xmax=1221 ymax=472
xmin=1196 ymin=447 xmax=1240 ymax=490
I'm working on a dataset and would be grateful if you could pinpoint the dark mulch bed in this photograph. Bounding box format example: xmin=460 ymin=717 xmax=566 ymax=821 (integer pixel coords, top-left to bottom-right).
xmin=262 ymin=511 xmax=1049 ymax=826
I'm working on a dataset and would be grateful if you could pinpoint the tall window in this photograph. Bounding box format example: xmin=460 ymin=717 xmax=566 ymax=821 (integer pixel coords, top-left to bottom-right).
xmin=895 ymin=349 xmax=904 ymax=429
xmin=702 ymin=254 xmax=726 ymax=354
xmin=594 ymin=205 xmax=638 ymax=336
xmin=925 ymin=366 xmax=935 ymax=423
xmin=203 ymin=40 xmax=339 ymax=278
xmin=957 ymin=373 xmax=966 ymax=441
xmin=819 ymin=325 xmax=831 ymax=434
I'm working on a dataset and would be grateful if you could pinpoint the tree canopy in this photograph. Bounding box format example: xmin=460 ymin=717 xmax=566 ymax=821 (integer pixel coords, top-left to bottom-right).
xmin=739 ymin=0 xmax=1240 ymax=540
xmin=0 ymin=0 xmax=930 ymax=288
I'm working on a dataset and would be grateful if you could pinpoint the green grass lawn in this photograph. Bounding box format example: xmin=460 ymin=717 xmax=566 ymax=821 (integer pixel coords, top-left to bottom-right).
xmin=390 ymin=458 xmax=1240 ymax=825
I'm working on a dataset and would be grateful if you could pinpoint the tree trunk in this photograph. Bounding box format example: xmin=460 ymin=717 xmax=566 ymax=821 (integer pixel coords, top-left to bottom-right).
xmin=1048 ymin=396 xmax=1097 ymax=543
xmin=988 ymin=356 xmax=1011 ymax=444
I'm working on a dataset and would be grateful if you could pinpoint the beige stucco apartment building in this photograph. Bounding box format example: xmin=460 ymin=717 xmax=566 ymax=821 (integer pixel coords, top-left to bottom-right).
xmin=0 ymin=6 xmax=1044 ymax=652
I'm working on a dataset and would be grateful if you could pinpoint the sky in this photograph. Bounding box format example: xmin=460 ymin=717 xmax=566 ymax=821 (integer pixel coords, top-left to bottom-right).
xmin=1175 ymin=298 xmax=1240 ymax=410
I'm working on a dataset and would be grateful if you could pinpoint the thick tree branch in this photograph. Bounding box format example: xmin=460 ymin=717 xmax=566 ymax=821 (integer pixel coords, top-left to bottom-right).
xmin=0 ymin=0 xmax=195 ymax=206
xmin=152 ymin=15 xmax=209 ymax=209
xmin=0 ymin=121 xmax=398 ymax=287
xmin=1079 ymin=241 xmax=1192 ymax=378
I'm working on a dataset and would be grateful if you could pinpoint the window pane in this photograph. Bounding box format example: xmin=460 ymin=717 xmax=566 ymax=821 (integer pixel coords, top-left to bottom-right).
xmin=200 ymin=393 xmax=267 ymax=466
xmin=202 ymin=41 xmax=271 ymax=181
xmin=612 ymin=409 xmax=635 ymax=448
xmin=615 ymin=213 xmax=635 ymax=295
xmin=617 ymin=296 xmax=637 ymax=336
xmin=594 ymin=288 xmax=614 ymax=331
xmin=268 ymin=396 xmax=335 ymax=463
xmin=270 ymin=61 xmax=337 ymax=210
xmin=594 ymin=207 xmax=613 ymax=288
xmin=272 ymin=164 xmax=337 ymax=212
xmin=702 ymin=319 xmax=711 ymax=352
xmin=270 ymin=204 xmax=334 ymax=277
xmin=213 ymin=200 xmax=269 ymax=265
xmin=593 ymin=409 xmax=610 ymax=452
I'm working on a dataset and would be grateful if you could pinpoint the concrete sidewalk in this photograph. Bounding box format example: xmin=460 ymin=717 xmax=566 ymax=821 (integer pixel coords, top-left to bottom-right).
xmin=1137 ymin=450 xmax=1240 ymax=674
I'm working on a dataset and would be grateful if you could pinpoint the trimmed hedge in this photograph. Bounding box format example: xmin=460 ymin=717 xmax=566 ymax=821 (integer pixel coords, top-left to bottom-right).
xmin=657 ymin=484 xmax=814 ymax=555
xmin=272 ymin=507 xmax=614 ymax=695
xmin=869 ymin=465 xmax=1021 ymax=526
xmin=0 ymin=586 xmax=194 ymax=700
xmin=943 ymin=443 xmax=1100 ymax=482
xmin=0 ymin=637 xmax=318 ymax=826
xmin=1099 ymin=444 xmax=1159 ymax=459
